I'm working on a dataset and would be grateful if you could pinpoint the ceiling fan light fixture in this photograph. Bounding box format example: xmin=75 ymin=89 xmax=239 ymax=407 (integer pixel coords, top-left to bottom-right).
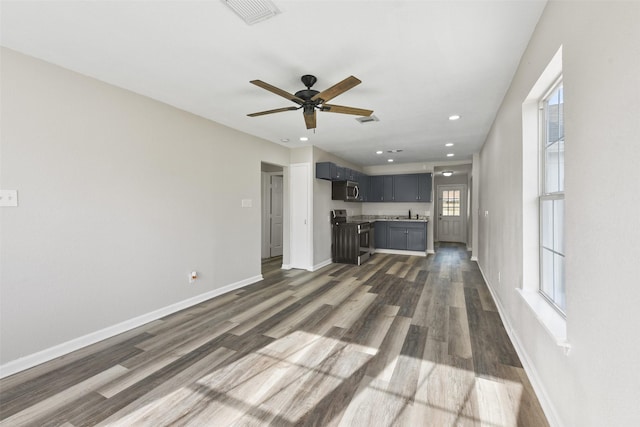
xmin=221 ymin=0 xmax=281 ymax=25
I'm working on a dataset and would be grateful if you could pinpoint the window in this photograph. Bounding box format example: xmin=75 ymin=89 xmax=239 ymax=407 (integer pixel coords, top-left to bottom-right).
xmin=441 ymin=189 xmax=461 ymax=216
xmin=539 ymin=79 xmax=565 ymax=314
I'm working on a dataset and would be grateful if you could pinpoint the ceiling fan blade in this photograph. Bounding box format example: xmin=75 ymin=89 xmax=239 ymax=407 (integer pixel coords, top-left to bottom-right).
xmin=250 ymin=80 xmax=305 ymax=105
xmin=247 ymin=106 xmax=300 ymax=117
xmin=311 ymin=76 xmax=361 ymax=103
xmin=321 ymin=104 xmax=373 ymax=116
xmin=304 ymin=110 xmax=317 ymax=129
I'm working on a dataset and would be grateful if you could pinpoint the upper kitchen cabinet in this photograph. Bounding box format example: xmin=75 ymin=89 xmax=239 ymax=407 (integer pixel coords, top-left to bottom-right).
xmin=370 ymin=175 xmax=395 ymax=202
xmin=317 ymin=163 xmax=431 ymax=203
xmin=393 ymin=174 xmax=418 ymax=202
xmin=345 ymin=168 xmax=357 ymax=182
xmin=370 ymin=173 xmax=432 ymax=202
xmin=393 ymin=173 xmax=433 ymax=202
xmin=315 ymin=162 xmax=346 ymax=181
xmin=357 ymin=173 xmax=370 ymax=201
xmin=418 ymin=173 xmax=432 ymax=202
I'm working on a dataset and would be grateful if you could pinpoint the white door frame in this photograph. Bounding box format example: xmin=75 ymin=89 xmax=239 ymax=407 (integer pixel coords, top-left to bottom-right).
xmin=261 ymin=172 xmax=271 ymax=259
xmin=270 ymin=174 xmax=284 ymax=257
xmin=261 ymin=171 xmax=285 ymax=259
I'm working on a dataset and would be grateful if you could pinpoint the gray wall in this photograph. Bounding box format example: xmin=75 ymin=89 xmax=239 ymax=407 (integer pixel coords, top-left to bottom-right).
xmin=0 ymin=48 xmax=290 ymax=366
xmin=477 ymin=2 xmax=640 ymax=426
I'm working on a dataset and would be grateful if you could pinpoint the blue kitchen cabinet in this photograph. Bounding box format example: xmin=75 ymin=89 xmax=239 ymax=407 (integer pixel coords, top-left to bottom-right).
xmin=387 ymin=221 xmax=427 ymax=251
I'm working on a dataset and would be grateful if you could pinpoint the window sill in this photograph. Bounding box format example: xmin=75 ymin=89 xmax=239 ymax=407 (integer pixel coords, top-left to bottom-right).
xmin=517 ymin=288 xmax=571 ymax=354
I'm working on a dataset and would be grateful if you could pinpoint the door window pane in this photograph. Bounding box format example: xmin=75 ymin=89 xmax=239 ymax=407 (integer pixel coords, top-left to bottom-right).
xmin=441 ymin=190 xmax=461 ymax=216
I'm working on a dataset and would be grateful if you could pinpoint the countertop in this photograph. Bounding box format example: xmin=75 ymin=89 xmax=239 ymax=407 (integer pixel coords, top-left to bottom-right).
xmin=348 ymin=215 xmax=429 ymax=223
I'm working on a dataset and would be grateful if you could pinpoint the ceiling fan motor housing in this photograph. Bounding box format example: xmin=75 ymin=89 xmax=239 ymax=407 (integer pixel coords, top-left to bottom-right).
xmin=295 ymin=89 xmax=320 ymax=102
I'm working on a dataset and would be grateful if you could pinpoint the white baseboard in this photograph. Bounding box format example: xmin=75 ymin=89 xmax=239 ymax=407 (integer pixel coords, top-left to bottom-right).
xmin=374 ymin=249 xmax=427 ymax=257
xmin=476 ymin=263 xmax=564 ymax=427
xmin=470 ymin=255 xmax=478 ymax=261
xmin=281 ymin=264 xmax=292 ymax=270
xmin=312 ymin=258 xmax=332 ymax=271
xmin=0 ymin=274 xmax=263 ymax=379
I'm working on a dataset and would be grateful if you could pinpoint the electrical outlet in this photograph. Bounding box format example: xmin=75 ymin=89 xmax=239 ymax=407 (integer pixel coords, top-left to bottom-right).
xmin=0 ymin=190 xmax=18 ymax=207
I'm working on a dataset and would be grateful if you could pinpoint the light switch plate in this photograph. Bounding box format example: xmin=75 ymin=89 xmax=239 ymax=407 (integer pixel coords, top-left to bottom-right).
xmin=241 ymin=199 xmax=252 ymax=208
xmin=0 ymin=190 xmax=18 ymax=207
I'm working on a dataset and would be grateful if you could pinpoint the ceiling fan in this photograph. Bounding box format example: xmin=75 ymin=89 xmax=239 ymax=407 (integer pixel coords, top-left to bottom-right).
xmin=247 ymin=74 xmax=373 ymax=130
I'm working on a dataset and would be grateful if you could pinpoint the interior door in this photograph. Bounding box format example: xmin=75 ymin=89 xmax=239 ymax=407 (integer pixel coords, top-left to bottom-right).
xmin=270 ymin=175 xmax=283 ymax=257
xmin=437 ymin=184 xmax=467 ymax=243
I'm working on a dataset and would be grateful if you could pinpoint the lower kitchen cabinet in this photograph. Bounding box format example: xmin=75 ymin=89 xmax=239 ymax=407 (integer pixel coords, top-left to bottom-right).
xmin=387 ymin=221 xmax=427 ymax=251
xmin=374 ymin=221 xmax=427 ymax=251
xmin=374 ymin=221 xmax=388 ymax=248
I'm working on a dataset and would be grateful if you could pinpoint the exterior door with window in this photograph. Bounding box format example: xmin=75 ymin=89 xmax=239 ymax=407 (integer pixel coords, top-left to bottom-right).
xmin=437 ymin=184 xmax=466 ymax=243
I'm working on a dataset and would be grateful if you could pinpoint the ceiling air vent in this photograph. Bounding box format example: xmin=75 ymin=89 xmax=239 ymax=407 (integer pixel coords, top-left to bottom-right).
xmin=221 ymin=0 xmax=281 ymax=25
xmin=356 ymin=115 xmax=379 ymax=124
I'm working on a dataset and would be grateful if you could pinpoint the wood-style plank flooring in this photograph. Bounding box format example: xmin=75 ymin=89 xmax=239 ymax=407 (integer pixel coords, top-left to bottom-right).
xmin=0 ymin=244 xmax=549 ymax=426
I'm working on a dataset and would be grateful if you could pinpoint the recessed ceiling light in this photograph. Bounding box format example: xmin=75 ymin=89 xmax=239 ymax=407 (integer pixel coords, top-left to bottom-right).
xmin=442 ymin=171 xmax=454 ymax=177
xmin=280 ymin=138 xmax=290 ymax=143
xmin=299 ymin=137 xmax=309 ymax=142
xmin=376 ymin=150 xmax=383 ymax=155
xmin=445 ymin=142 xmax=454 ymax=147
xmin=449 ymin=115 xmax=461 ymax=121
xmin=446 ymin=153 xmax=455 ymax=157
xmin=388 ymin=159 xmax=394 ymax=162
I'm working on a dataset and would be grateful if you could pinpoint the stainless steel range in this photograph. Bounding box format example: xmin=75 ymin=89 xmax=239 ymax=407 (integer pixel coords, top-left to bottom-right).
xmin=331 ymin=209 xmax=374 ymax=265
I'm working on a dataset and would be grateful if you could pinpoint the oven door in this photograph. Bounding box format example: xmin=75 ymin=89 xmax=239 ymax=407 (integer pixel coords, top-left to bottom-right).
xmin=357 ymin=223 xmax=371 ymax=264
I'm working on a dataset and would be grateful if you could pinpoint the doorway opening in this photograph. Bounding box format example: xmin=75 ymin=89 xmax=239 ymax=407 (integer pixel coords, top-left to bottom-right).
xmin=261 ymin=162 xmax=284 ymax=272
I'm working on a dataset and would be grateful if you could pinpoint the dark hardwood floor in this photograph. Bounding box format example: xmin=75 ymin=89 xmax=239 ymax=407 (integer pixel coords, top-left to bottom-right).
xmin=0 ymin=244 xmax=548 ymax=426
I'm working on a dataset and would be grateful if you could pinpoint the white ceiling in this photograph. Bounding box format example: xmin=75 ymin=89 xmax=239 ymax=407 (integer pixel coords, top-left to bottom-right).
xmin=0 ymin=0 xmax=546 ymax=167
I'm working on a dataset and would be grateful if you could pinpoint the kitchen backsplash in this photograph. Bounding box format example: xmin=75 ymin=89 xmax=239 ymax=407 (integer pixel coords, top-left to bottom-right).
xmin=361 ymin=202 xmax=431 ymax=219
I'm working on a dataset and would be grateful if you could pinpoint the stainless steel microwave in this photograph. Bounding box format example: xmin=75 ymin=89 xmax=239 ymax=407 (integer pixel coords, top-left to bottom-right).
xmin=332 ymin=180 xmax=360 ymax=201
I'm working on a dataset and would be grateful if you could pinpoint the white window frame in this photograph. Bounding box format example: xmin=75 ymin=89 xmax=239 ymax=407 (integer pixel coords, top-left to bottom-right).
xmin=539 ymin=78 xmax=565 ymax=316
xmin=519 ymin=46 xmax=568 ymax=350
